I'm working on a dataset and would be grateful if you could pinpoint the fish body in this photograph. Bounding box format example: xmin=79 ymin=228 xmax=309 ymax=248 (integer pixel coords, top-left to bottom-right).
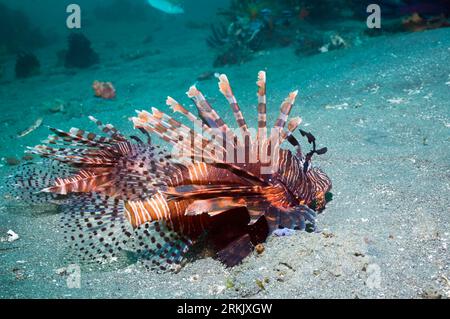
xmin=8 ymin=71 xmax=332 ymax=271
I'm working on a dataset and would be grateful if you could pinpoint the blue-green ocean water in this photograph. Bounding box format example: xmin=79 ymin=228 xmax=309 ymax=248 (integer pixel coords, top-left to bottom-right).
xmin=0 ymin=1 xmax=449 ymax=298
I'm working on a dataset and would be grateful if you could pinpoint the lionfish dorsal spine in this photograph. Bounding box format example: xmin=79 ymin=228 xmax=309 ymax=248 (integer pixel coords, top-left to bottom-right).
xmin=166 ymin=96 xmax=230 ymax=157
xmin=217 ymin=74 xmax=250 ymax=143
xmin=87 ymin=115 xmax=127 ymax=142
xmin=146 ymin=108 xmax=213 ymax=159
xmin=280 ymin=116 xmax=303 ymax=157
xmin=273 ymin=90 xmax=298 ymax=135
xmin=186 ymin=85 xmax=234 ymax=139
xmin=256 ymin=71 xmax=267 ymax=144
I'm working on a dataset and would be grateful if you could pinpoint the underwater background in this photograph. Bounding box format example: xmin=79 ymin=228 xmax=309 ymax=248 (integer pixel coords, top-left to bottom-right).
xmin=0 ymin=0 xmax=449 ymax=298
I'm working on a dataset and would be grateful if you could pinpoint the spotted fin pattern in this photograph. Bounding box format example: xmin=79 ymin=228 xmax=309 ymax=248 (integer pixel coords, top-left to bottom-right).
xmin=5 ymin=159 xmax=73 ymax=204
xmin=60 ymin=193 xmax=191 ymax=271
xmin=132 ymin=221 xmax=192 ymax=272
xmin=60 ymin=193 xmax=132 ymax=263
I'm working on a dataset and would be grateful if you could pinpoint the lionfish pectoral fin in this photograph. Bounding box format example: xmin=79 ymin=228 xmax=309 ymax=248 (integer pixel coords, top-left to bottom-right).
xmin=216 ymin=233 xmax=253 ymax=267
xmin=59 ymin=193 xmax=134 ymax=264
xmin=5 ymin=159 xmax=74 ymax=205
xmin=132 ymin=221 xmax=192 ymax=272
xmin=185 ymin=198 xmax=247 ymax=217
xmin=60 ymin=193 xmax=191 ymax=272
xmin=266 ymin=205 xmax=318 ymax=234
xmin=247 ymin=215 xmax=269 ymax=245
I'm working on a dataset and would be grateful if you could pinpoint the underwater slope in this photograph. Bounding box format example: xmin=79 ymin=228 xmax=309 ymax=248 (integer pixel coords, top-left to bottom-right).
xmin=0 ymin=27 xmax=449 ymax=298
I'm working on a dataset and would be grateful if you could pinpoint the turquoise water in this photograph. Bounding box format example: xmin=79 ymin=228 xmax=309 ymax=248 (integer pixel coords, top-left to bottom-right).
xmin=0 ymin=1 xmax=449 ymax=299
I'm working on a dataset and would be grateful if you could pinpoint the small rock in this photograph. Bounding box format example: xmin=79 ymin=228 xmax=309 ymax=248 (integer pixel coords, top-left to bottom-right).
xmin=7 ymin=230 xmax=19 ymax=242
xmin=255 ymin=243 xmax=265 ymax=254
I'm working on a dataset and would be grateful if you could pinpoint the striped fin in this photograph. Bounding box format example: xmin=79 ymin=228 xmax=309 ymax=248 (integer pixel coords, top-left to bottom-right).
xmin=48 ymin=127 xmax=117 ymax=147
xmin=41 ymin=170 xmax=112 ymax=195
xmin=31 ymin=138 xmax=134 ymax=167
xmin=185 ymin=197 xmax=247 ymax=217
xmin=165 ymin=185 xmax=263 ymax=202
xmin=273 ymin=90 xmax=298 ymax=134
xmin=217 ymin=74 xmax=250 ymax=141
xmin=166 ymin=96 xmax=234 ymax=159
xmin=88 ymin=116 xmax=127 ymax=142
xmin=137 ymin=110 xmax=265 ymax=185
xmin=167 ymin=96 xmax=224 ymax=141
xmin=279 ymin=117 xmax=303 ymax=154
xmin=124 ymin=192 xmax=171 ymax=227
xmin=132 ymin=110 xmax=192 ymax=148
xmin=133 ymin=109 xmax=223 ymax=162
xmin=284 ymin=117 xmax=303 ymax=158
xmin=186 ymin=85 xmax=237 ymax=144
xmin=30 ymin=123 xmax=176 ymax=201
xmin=256 ymin=71 xmax=267 ymax=143
xmin=136 ymin=110 xmax=212 ymax=160
xmin=166 ymin=96 xmax=199 ymax=124
xmin=265 ymin=204 xmax=317 ymax=233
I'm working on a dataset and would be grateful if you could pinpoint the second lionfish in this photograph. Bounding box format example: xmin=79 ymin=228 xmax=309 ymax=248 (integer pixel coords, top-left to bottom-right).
xmin=9 ymin=71 xmax=332 ymax=271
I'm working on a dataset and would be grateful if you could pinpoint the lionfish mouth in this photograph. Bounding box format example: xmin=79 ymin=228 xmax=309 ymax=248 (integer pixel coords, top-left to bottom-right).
xmin=8 ymin=70 xmax=332 ymax=271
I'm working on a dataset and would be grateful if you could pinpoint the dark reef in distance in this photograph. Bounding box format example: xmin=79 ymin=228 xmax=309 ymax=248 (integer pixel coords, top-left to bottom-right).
xmin=64 ymin=33 xmax=100 ymax=69
xmin=15 ymin=52 xmax=40 ymax=79
xmin=0 ymin=2 xmax=48 ymax=54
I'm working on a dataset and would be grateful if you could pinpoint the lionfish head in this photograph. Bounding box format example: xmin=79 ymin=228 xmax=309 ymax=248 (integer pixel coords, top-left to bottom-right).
xmin=305 ymin=166 xmax=332 ymax=212
xmin=295 ymin=129 xmax=332 ymax=211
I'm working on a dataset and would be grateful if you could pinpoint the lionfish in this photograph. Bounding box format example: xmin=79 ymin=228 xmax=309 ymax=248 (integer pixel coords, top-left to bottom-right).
xmin=8 ymin=71 xmax=332 ymax=271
